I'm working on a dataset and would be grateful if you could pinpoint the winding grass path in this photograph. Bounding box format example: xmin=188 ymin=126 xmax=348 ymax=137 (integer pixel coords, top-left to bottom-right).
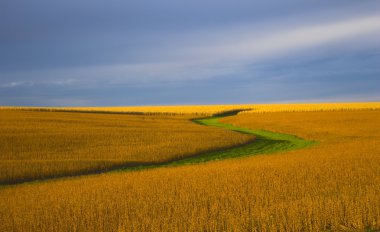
xmin=1 ymin=111 xmax=317 ymax=186
xmin=119 ymin=112 xmax=317 ymax=171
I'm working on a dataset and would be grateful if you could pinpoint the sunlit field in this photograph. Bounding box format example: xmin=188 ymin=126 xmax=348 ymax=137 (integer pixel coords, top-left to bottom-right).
xmin=0 ymin=104 xmax=379 ymax=231
xmin=2 ymin=101 xmax=380 ymax=115
xmin=0 ymin=109 xmax=253 ymax=184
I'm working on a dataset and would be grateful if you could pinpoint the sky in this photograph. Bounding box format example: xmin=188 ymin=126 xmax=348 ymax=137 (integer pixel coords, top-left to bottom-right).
xmin=1 ymin=0 xmax=380 ymax=106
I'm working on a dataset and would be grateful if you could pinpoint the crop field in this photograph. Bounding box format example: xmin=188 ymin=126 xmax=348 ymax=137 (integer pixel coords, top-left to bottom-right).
xmin=0 ymin=104 xmax=379 ymax=231
xmin=0 ymin=109 xmax=253 ymax=184
xmin=2 ymin=101 xmax=380 ymax=115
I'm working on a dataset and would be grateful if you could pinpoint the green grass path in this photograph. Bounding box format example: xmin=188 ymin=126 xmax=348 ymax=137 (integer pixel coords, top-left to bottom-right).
xmin=121 ymin=114 xmax=317 ymax=171
xmin=185 ymin=116 xmax=317 ymax=162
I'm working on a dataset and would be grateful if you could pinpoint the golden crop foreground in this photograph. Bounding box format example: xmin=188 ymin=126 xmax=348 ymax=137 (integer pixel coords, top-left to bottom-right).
xmin=0 ymin=109 xmax=379 ymax=231
xmin=0 ymin=109 xmax=253 ymax=183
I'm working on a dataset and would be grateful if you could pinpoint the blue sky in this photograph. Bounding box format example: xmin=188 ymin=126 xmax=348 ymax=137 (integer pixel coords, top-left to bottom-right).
xmin=1 ymin=0 xmax=380 ymax=106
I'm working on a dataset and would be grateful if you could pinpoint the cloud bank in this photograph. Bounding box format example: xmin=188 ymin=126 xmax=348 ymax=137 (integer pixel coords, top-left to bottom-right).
xmin=0 ymin=0 xmax=379 ymax=105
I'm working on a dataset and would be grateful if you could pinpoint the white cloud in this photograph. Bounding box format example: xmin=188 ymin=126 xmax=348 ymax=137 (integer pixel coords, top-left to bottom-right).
xmin=103 ymin=14 xmax=380 ymax=83
xmin=178 ymin=14 xmax=380 ymax=63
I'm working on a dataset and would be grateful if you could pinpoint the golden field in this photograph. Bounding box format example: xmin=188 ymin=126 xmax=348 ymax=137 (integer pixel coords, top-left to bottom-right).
xmin=0 ymin=109 xmax=253 ymax=184
xmin=2 ymin=101 xmax=380 ymax=115
xmin=0 ymin=105 xmax=253 ymax=116
xmin=242 ymin=102 xmax=380 ymax=113
xmin=0 ymin=105 xmax=379 ymax=231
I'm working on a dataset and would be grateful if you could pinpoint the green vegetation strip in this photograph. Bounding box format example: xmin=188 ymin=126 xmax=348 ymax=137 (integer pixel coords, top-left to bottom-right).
xmin=120 ymin=115 xmax=317 ymax=171
xmin=191 ymin=116 xmax=317 ymax=159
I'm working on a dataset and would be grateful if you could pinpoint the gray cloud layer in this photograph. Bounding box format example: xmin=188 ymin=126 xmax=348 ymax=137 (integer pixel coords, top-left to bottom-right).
xmin=1 ymin=0 xmax=380 ymax=106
